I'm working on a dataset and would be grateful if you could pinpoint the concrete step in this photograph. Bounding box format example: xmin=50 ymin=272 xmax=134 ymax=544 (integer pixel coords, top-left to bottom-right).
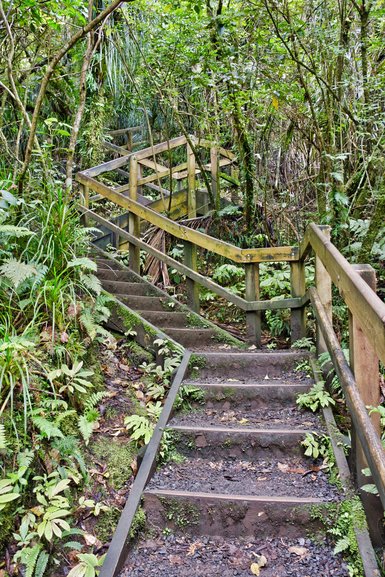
xmin=159 ymin=327 xmax=219 ymax=348
xmin=102 ymin=280 xmax=157 ymax=296
xmin=186 ymin=351 xmax=309 ymax=381
xmin=137 ymin=310 xmax=189 ymax=328
xmin=97 ymin=268 xmax=139 ymax=282
xmin=93 ymin=257 xmax=122 ymax=270
xmin=143 ymin=490 xmax=333 ymax=539
xmin=181 ymin=380 xmax=313 ymax=402
xmin=169 ymin=425 xmax=312 ymax=458
xmin=115 ymin=295 xmax=177 ymax=311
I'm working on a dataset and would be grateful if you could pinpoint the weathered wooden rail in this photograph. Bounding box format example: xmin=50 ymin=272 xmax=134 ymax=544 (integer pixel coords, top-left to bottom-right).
xmin=76 ymin=133 xmax=385 ymax=542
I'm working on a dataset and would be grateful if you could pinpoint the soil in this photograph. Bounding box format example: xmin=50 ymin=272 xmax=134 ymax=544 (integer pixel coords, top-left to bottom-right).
xmin=120 ymin=532 xmax=350 ymax=577
xmin=169 ymin=404 xmax=323 ymax=431
xmin=146 ymin=455 xmax=342 ymax=500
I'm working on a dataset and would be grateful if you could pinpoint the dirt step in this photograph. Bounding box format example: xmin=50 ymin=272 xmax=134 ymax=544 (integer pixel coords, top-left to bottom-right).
xmin=143 ymin=490 xmax=334 ymax=539
xmin=181 ymin=381 xmax=313 ymax=402
xmin=159 ymin=327 xmax=219 ymax=348
xmin=186 ymin=351 xmax=309 ymax=380
xmin=101 ymin=280 xmax=157 ymax=296
xmin=169 ymin=426 xmax=312 ymax=458
xmin=137 ymin=310 xmax=190 ymax=328
xmin=120 ymin=532 xmax=349 ymax=577
xmin=169 ymin=401 xmax=323 ymax=431
xmin=115 ymin=295 xmax=178 ymax=311
xmin=97 ymin=268 xmax=140 ymax=282
xmin=146 ymin=453 xmax=340 ymax=500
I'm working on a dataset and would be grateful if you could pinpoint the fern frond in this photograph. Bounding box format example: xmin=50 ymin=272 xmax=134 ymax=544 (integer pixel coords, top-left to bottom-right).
xmin=85 ymin=391 xmax=109 ymax=411
xmin=0 ymin=259 xmax=38 ymax=288
xmin=0 ymin=424 xmax=7 ymax=450
xmin=78 ymin=414 xmax=95 ymax=445
xmin=34 ymin=550 xmax=49 ymax=577
xmin=32 ymin=416 xmax=64 ymax=439
xmin=79 ymin=310 xmax=98 ymax=340
xmin=67 ymin=257 xmax=97 ymax=272
xmin=0 ymin=225 xmax=34 ymax=238
xmin=80 ymin=273 xmax=102 ymax=295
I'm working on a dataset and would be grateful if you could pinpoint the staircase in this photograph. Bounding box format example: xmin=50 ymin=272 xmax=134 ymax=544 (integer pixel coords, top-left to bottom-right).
xmin=94 ymin=254 xmax=243 ymax=350
xmin=93 ymin=252 xmax=378 ymax=577
xmin=118 ymin=351 xmax=358 ymax=576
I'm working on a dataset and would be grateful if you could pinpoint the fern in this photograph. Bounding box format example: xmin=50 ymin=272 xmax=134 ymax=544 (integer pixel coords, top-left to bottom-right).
xmin=78 ymin=414 xmax=95 ymax=445
xmin=34 ymin=550 xmax=49 ymax=577
xmin=333 ymin=536 xmax=350 ymax=554
xmin=67 ymin=257 xmax=97 ymax=272
xmin=0 ymin=424 xmax=7 ymax=450
xmin=80 ymin=273 xmax=102 ymax=295
xmin=79 ymin=309 xmax=99 ymax=340
xmin=32 ymin=416 xmax=64 ymax=439
xmin=85 ymin=391 xmax=109 ymax=411
xmin=0 ymin=259 xmax=38 ymax=288
xmin=0 ymin=225 xmax=34 ymax=238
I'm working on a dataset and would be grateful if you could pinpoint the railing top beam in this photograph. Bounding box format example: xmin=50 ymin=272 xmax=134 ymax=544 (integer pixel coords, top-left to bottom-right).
xmin=76 ymin=172 xmax=298 ymax=264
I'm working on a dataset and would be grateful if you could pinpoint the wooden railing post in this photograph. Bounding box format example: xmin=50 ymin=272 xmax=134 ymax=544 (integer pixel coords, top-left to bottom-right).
xmin=290 ymin=259 xmax=306 ymax=343
xmin=315 ymin=226 xmax=332 ymax=356
xmin=349 ymin=264 xmax=382 ymax=543
xmin=245 ymin=263 xmax=261 ymax=346
xmin=210 ymin=146 xmax=219 ymax=210
xmin=183 ymin=240 xmax=199 ymax=313
xmin=187 ymin=143 xmax=196 ymax=219
xmin=129 ymin=156 xmax=140 ymax=273
xmin=79 ymin=183 xmax=89 ymax=227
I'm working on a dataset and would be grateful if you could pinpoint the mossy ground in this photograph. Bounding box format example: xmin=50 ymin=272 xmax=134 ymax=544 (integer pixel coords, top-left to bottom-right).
xmin=89 ymin=436 xmax=137 ymax=490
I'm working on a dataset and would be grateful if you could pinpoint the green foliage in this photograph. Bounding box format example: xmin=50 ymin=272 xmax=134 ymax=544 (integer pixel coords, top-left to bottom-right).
xmin=297 ymin=382 xmax=336 ymax=412
xmin=67 ymin=553 xmax=106 ymax=577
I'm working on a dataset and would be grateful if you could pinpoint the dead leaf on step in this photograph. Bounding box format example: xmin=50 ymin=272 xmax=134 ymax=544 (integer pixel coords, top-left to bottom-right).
xmin=277 ymin=462 xmax=289 ymax=473
xmin=257 ymin=476 xmax=267 ymax=481
xmin=250 ymin=563 xmax=260 ymax=576
xmin=131 ymin=458 xmax=138 ymax=475
xmin=187 ymin=541 xmax=203 ymax=556
xmin=169 ymin=555 xmax=183 ymax=565
xmin=239 ymin=418 xmax=249 ymax=425
xmin=250 ymin=554 xmax=267 ymax=575
xmin=288 ymin=546 xmax=309 ymax=557
xmin=264 ymin=374 xmax=270 ymax=380
xmin=84 ymin=533 xmax=102 ymax=548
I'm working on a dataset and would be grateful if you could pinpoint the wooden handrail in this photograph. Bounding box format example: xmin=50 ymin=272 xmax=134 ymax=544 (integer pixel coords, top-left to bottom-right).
xmin=76 ymin=171 xmax=298 ymax=264
xmin=301 ymin=223 xmax=385 ymax=365
xmin=310 ymin=287 xmax=385 ymax=509
xmin=81 ymin=206 xmax=306 ymax=313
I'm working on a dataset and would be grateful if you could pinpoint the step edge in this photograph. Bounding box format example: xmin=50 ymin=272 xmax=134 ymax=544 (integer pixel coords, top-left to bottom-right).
xmin=168 ymin=425 xmax=316 ymax=435
xmin=144 ymin=488 xmax=331 ymax=504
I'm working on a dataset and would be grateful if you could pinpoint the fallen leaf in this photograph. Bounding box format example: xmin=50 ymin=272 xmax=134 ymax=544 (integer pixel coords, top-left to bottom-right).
xmin=84 ymin=533 xmax=97 ymax=546
xmin=239 ymin=418 xmax=249 ymax=425
xmin=277 ymin=462 xmax=289 ymax=473
xmin=255 ymin=554 xmax=267 ymax=567
xmin=250 ymin=562 xmax=260 ymax=575
xmin=187 ymin=541 xmax=202 ymax=556
xmin=288 ymin=546 xmax=309 ymax=557
xmin=131 ymin=458 xmax=138 ymax=475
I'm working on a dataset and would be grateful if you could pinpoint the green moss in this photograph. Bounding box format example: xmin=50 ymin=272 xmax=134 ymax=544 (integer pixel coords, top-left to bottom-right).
xmin=188 ymin=354 xmax=206 ymax=379
xmin=90 ymin=437 xmax=137 ymax=490
xmin=163 ymin=499 xmax=200 ymax=528
xmin=186 ymin=312 xmax=210 ymax=328
xmin=95 ymin=507 xmax=121 ymax=543
xmin=125 ymin=340 xmax=153 ymax=365
xmin=129 ymin=507 xmax=146 ymax=539
xmin=0 ymin=504 xmax=16 ymax=555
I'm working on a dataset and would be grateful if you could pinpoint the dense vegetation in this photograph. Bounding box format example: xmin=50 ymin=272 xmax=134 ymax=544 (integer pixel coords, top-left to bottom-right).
xmin=1 ymin=0 xmax=385 ymax=574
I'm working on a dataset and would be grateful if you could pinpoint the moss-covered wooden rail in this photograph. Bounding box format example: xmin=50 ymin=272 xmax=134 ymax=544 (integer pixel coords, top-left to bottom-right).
xmin=77 ymin=133 xmax=385 ymax=571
